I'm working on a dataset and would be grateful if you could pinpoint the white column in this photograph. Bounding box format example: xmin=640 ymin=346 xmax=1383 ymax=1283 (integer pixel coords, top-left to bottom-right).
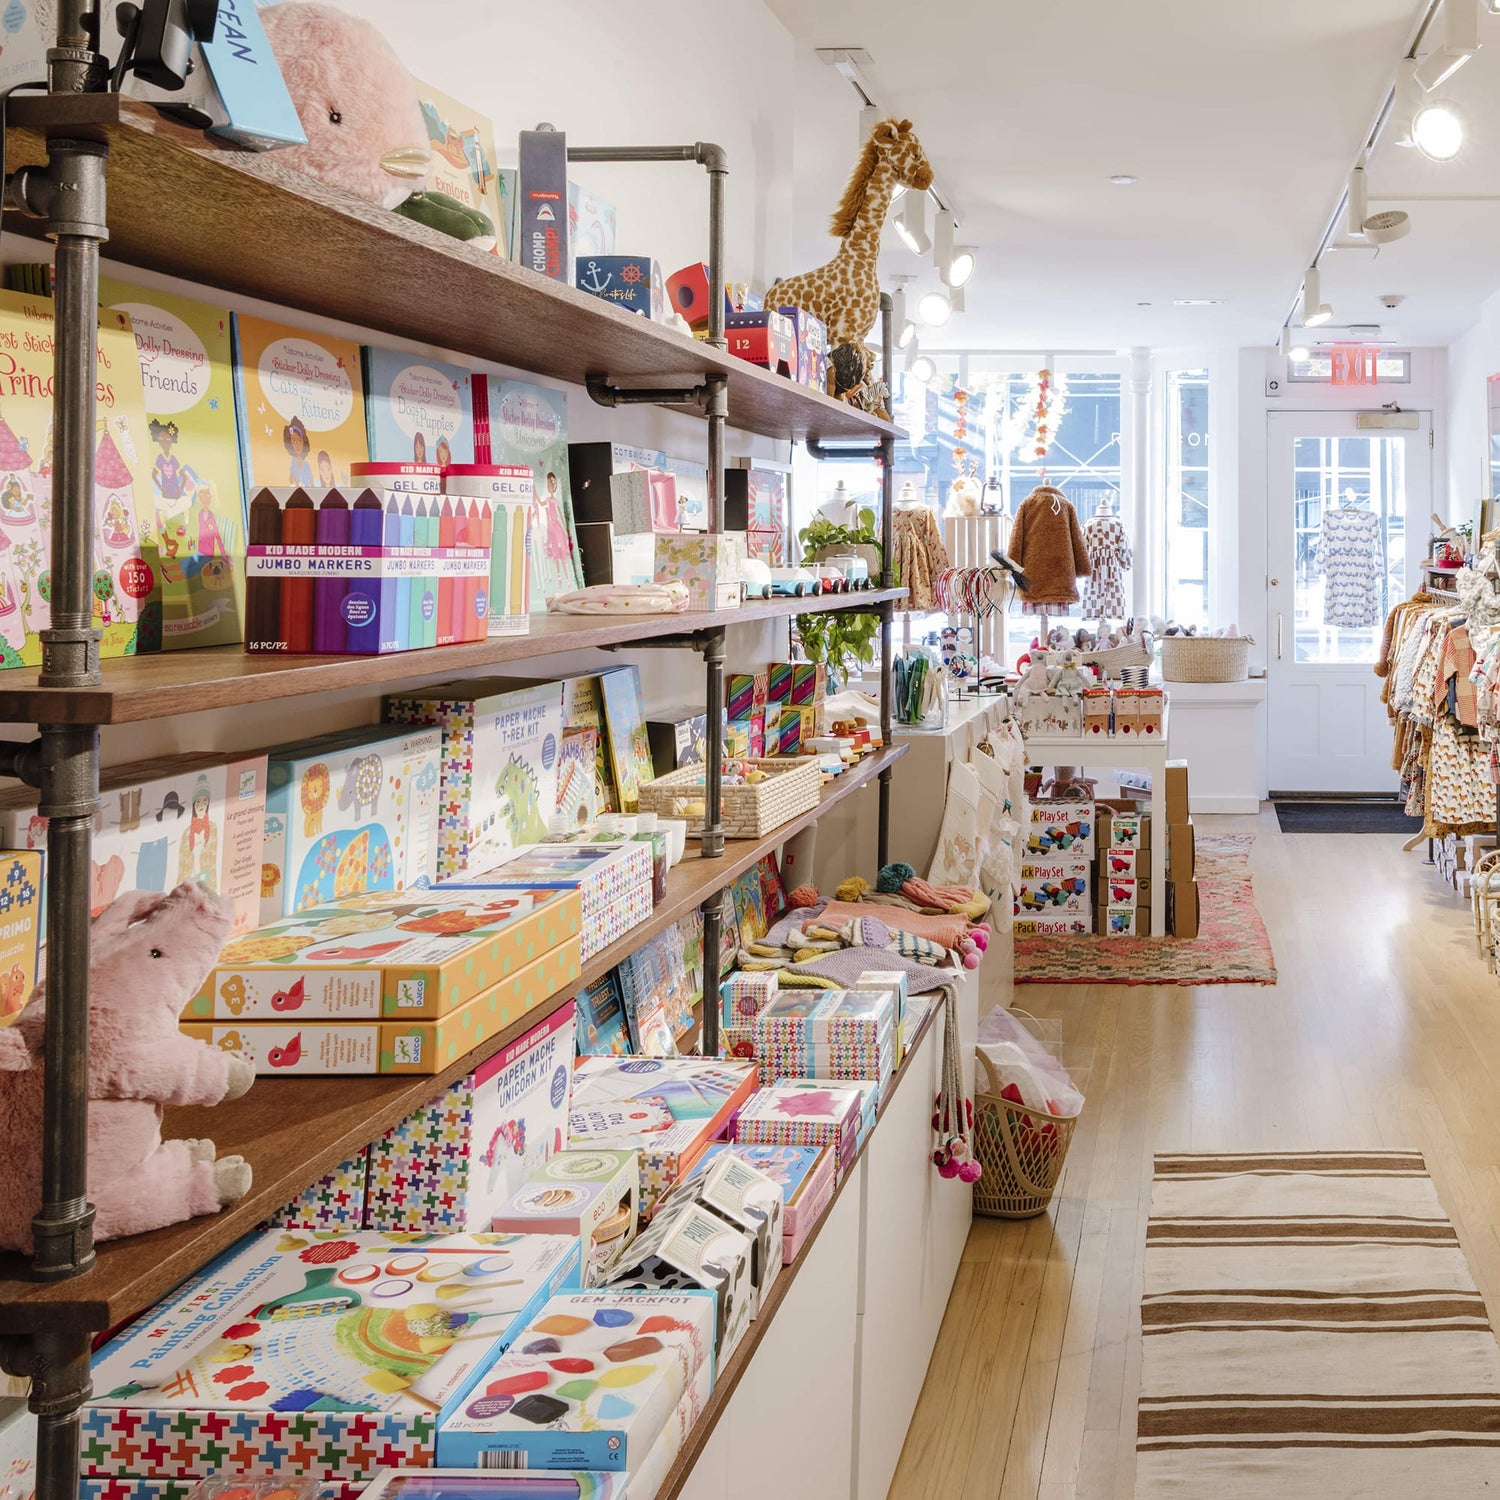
xmin=1129 ymin=347 xmax=1153 ymax=618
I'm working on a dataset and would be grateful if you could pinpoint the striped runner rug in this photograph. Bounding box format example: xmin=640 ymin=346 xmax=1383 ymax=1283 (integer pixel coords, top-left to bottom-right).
xmin=1135 ymin=1151 xmax=1500 ymax=1496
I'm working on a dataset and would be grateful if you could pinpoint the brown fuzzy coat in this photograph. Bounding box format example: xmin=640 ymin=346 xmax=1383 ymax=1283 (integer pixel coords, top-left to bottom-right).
xmin=1009 ymin=486 xmax=1091 ymax=606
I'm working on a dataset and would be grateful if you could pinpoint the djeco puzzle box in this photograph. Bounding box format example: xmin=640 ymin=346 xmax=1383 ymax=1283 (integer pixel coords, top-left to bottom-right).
xmin=82 ymin=1228 xmax=581 ymax=1483
xmin=386 ymin=679 xmax=565 ymax=880
xmin=260 ymin=724 xmax=443 ymax=925
xmin=366 ymin=1000 xmax=577 ymax=1232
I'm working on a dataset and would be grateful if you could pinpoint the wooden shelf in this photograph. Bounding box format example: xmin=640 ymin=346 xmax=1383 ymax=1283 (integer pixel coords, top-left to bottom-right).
xmin=0 ymin=743 xmax=905 ymax=1334
xmin=0 ymin=589 xmax=905 ymax=725
xmin=4 ymin=97 xmax=900 ymax=445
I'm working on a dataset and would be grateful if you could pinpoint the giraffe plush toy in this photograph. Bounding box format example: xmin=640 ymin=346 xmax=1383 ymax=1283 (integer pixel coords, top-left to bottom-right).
xmin=770 ymin=117 xmax=933 ymax=384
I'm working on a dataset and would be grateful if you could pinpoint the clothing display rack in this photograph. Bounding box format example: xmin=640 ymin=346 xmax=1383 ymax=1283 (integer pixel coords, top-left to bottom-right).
xmin=0 ymin=31 xmax=908 ymax=1500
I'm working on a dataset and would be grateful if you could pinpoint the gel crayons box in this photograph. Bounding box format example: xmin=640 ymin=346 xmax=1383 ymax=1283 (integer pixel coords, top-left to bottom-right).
xmin=436 ymin=1288 xmax=715 ymax=1469
xmin=492 ymin=1149 xmax=639 ymax=1286
xmin=260 ymin=725 xmax=443 ymax=924
xmin=187 ymin=885 xmax=581 ymax=1020
xmin=83 ymin=1229 xmax=581 ymax=1483
xmin=367 ymin=1000 xmax=577 ymax=1230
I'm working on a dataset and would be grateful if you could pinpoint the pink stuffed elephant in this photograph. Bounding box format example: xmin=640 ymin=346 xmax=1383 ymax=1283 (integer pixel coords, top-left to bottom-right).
xmin=0 ymin=883 xmax=254 ymax=1254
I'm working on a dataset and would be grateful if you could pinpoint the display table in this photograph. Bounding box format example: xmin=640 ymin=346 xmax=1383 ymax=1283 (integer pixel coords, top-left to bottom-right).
xmin=1024 ymin=707 xmax=1171 ymax=936
xmin=1160 ymin=678 xmax=1265 ymax=813
xmin=672 ymin=965 xmax=980 ymax=1500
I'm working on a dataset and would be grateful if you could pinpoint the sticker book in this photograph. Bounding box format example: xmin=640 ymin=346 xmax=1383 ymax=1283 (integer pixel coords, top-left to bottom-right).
xmin=598 ymin=666 xmax=655 ymax=814
xmin=365 ymin=347 xmax=476 ymax=467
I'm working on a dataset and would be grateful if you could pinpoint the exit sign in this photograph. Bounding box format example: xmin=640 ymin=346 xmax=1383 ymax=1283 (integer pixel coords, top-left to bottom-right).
xmin=1330 ymin=345 xmax=1380 ymax=386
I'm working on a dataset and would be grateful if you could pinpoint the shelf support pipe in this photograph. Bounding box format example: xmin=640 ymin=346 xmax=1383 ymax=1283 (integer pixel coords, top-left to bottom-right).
xmin=698 ymin=622 xmax=728 ymax=1059
xmin=876 ymin=296 xmax=895 ymax=868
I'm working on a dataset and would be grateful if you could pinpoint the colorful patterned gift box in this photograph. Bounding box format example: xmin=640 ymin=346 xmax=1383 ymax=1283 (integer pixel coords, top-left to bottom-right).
xmin=652 ymin=531 xmax=745 ymax=612
xmin=436 ymin=1289 xmax=716 ymax=1469
xmin=568 ymin=1056 xmax=758 ymax=1220
xmin=855 ymin=968 xmax=908 ymax=1060
xmin=267 ymin=1150 xmax=370 ymax=1231
xmin=687 ymin=1143 xmax=836 ymax=1264
xmin=719 ymin=969 xmax=777 ymax=1027
xmin=753 ymin=989 xmax=896 ymax=1090
xmin=83 ymin=1229 xmax=581 ymax=1483
xmin=769 ymin=1076 xmax=880 ymax=1151
xmin=734 ymin=1082 xmax=863 ymax=1182
xmin=366 ymin=1001 xmax=577 ymax=1231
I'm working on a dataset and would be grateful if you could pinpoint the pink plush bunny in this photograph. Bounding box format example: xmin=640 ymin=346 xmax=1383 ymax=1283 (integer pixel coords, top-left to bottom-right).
xmin=0 ymin=883 xmax=254 ymax=1254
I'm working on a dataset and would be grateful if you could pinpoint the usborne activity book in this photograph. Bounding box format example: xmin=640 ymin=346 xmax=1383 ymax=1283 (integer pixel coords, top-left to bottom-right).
xmin=365 ymin=347 xmax=477 ymax=467
xmin=233 ymin=313 xmax=369 ymax=492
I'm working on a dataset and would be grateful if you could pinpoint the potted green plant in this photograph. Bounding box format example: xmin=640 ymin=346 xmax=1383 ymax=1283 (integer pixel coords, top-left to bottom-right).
xmin=795 ymin=503 xmax=891 ymax=688
xmin=800 ymin=504 xmax=884 ymax=580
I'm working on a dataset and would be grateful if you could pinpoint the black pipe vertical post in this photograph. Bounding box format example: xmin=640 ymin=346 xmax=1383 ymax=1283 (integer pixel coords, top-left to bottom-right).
xmin=877 ymin=295 xmax=896 ymax=869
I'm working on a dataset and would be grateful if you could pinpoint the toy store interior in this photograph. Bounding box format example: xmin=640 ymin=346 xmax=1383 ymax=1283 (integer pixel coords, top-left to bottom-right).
xmin=9 ymin=2 xmax=1500 ymax=1498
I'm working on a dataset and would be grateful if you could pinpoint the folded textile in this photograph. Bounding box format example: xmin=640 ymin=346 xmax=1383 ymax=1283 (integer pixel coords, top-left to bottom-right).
xmin=816 ymin=898 xmax=973 ymax=953
xmin=787 ymin=944 xmax=956 ymax=994
xmin=547 ymin=580 xmax=690 ymax=614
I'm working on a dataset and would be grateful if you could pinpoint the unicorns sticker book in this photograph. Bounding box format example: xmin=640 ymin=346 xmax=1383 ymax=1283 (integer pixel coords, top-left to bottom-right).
xmin=100 ymin=278 xmax=247 ymax=649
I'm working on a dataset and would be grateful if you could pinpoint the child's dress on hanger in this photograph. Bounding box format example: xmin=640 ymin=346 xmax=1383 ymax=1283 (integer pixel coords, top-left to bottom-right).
xmin=892 ymin=505 xmax=951 ymax=612
xmin=1080 ymin=511 xmax=1131 ymax=618
xmin=1320 ymin=504 xmax=1383 ymax=629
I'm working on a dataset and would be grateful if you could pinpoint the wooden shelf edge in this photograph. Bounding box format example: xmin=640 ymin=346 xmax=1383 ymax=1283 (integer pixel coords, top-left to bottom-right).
xmin=0 ymin=590 xmax=908 ymax=726
xmin=0 ymin=744 xmax=907 ymax=1333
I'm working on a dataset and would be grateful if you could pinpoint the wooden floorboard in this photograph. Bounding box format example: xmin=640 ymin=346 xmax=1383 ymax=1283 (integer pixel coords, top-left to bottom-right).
xmin=886 ymin=808 xmax=1500 ymax=1499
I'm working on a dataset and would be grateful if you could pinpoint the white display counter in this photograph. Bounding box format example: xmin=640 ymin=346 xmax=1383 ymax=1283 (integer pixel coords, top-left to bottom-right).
xmin=1159 ymin=678 xmax=1266 ymax=812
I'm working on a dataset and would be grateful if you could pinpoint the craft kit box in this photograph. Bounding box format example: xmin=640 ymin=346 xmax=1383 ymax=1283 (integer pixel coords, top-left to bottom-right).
xmin=190 ymin=885 xmax=580 ymax=1020
xmin=574 ymin=520 xmax=656 ymax=588
xmin=182 ymin=938 xmax=579 ymax=1075
xmin=719 ymin=969 xmax=777 ymax=1027
xmin=753 ymin=989 xmax=896 ymax=1087
xmin=653 ymin=531 xmax=746 ymax=612
xmin=0 ymin=750 xmax=265 ymax=936
xmin=772 ymin=1075 xmax=879 ymax=1151
xmin=1027 ymin=801 xmax=1096 ymax=859
xmin=734 ymin=1083 xmax=863 ymax=1181
xmin=665 ymin=1148 xmax=784 ymax=1313
xmin=575 ymin=254 xmax=663 ymax=319
xmin=82 ymin=1229 xmax=582 ymax=1482
xmin=689 ymin=1142 xmax=834 ymax=1264
xmin=365 ymin=1000 xmax=576 ymax=1231
xmin=260 ymin=725 xmax=442 ymax=923
xmin=267 ymin=1150 xmax=370 ymax=1231
xmin=569 ymin=1056 xmax=759 ymax=1218
xmin=492 ymin=1149 xmax=639 ymax=1285
xmin=0 ymin=850 xmax=42 ymax=1028
xmin=646 ymin=707 xmax=715 ymax=773
xmin=606 ymin=1198 xmax=755 ymax=1364
xmin=436 ymin=1287 xmax=715 ymax=1470
xmin=386 ymin=679 xmax=565 ymax=878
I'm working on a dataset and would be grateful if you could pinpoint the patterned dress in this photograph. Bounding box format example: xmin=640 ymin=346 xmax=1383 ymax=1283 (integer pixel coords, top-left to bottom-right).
xmin=1080 ymin=513 xmax=1132 ymax=619
xmin=1319 ymin=505 xmax=1383 ymax=629
xmin=892 ymin=505 xmax=951 ymax=612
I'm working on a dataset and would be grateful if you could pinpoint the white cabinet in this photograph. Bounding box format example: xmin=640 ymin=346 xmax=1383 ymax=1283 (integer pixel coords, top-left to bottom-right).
xmin=1160 ymin=678 xmax=1266 ymax=812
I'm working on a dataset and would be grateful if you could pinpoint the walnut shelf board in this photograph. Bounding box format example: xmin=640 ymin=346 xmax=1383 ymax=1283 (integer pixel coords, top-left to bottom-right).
xmin=0 ymin=589 xmax=905 ymax=725
xmin=0 ymin=743 xmax=905 ymax=1333
xmin=4 ymin=97 xmax=900 ymax=443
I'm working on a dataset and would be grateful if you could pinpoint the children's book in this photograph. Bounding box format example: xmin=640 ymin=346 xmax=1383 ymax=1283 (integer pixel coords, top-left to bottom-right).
xmin=414 ymin=80 xmax=504 ymax=255
xmin=575 ymin=971 xmax=630 ymax=1056
xmin=598 ymin=666 xmax=655 ymax=813
xmin=232 ymin=313 xmax=368 ymax=492
xmin=568 ymin=182 xmax=617 ymax=265
xmin=100 ymin=279 xmax=246 ymax=649
xmin=555 ymin=725 xmax=600 ymax=835
xmin=364 ymin=347 xmax=476 ymax=467
xmin=562 ymin=674 xmax=617 ymax=813
xmin=0 ymin=290 xmax=157 ymax=667
xmin=496 ymin=167 xmax=518 ymax=260
xmin=479 ymin=379 xmax=583 ymax=606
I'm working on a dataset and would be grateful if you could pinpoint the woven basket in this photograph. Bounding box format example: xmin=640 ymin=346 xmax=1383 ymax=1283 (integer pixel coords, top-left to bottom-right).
xmin=1158 ymin=634 xmax=1253 ymax=683
xmin=972 ymin=1046 xmax=1078 ymax=1218
xmin=637 ymin=757 xmax=822 ymax=839
xmin=1077 ymin=637 xmax=1151 ymax=680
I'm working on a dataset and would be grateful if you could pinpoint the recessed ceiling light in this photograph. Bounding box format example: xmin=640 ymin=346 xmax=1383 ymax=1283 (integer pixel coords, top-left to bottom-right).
xmin=1108 ymin=174 xmax=1138 ymax=186
xmin=1137 ymin=301 xmax=1152 ymax=306
xmin=1173 ymin=299 xmax=1225 ymax=307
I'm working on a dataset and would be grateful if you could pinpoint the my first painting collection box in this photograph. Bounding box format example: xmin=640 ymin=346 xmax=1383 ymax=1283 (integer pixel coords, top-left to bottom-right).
xmin=81 ymin=1228 xmax=582 ymax=1484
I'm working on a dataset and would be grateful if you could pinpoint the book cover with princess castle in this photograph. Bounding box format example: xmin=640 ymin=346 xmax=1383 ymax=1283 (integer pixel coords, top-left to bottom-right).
xmin=479 ymin=379 xmax=583 ymax=607
xmin=0 ymin=290 xmax=158 ymax=668
xmin=414 ymin=79 xmax=504 ymax=255
xmin=100 ymin=278 xmax=247 ymax=649
xmin=233 ymin=313 xmax=369 ymax=492
xmin=365 ymin=346 xmax=476 ymax=467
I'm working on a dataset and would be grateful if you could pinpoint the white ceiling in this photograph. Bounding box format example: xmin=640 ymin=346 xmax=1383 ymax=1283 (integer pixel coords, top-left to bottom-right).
xmin=764 ymin=0 xmax=1500 ymax=350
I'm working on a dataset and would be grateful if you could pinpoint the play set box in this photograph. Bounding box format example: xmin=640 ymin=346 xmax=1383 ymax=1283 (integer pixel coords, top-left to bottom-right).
xmin=686 ymin=1142 xmax=835 ymax=1264
xmin=734 ymin=1082 xmax=863 ymax=1183
xmin=1016 ymin=869 xmax=1091 ymax=920
xmin=663 ymin=1149 xmax=784 ymax=1314
xmin=366 ymin=1000 xmax=577 ymax=1232
xmin=435 ymin=1288 xmax=715 ymax=1470
xmin=260 ymin=725 xmax=443 ymax=924
xmin=180 ymin=938 xmax=579 ymax=1075
xmin=1026 ymin=800 xmax=1096 ymax=860
xmin=568 ymin=1056 xmax=759 ymax=1220
xmin=0 ymin=750 xmax=266 ymax=938
xmin=1012 ymin=914 xmax=1092 ymax=937
xmin=81 ymin=1229 xmax=582 ymax=1484
xmin=574 ymin=254 xmax=664 ymax=319
xmin=386 ymin=679 xmax=565 ymax=880
xmin=188 ymin=884 xmax=581 ymax=1021
xmin=490 ymin=1148 xmax=640 ymax=1285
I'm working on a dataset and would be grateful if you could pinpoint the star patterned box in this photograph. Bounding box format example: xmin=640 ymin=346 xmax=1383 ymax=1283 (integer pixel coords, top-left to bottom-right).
xmin=436 ymin=1288 xmax=716 ymax=1470
xmin=769 ymin=1076 xmax=879 ymax=1151
xmin=267 ymin=1150 xmax=370 ymax=1231
xmin=491 ymin=1149 xmax=639 ymax=1286
xmin=188 ymin=885 xmax=581 ymax=1021
xmin=663 ymin=1149 xmax=783 ymax=1314
xmin=734 ymin=1083 xmax=863 ymax=1183
xmin=183 ymin=945 xmax=580 ymax=1076
xmin=687 ymin=1143 xmax=834 ymax=1263
xmin=753 ymin=989 xmax=896 ymax=1089
xmin=718 ymin=969 xmax=776 ymax=1027
xmin=82 ymin=1229 xmax=582 ymax=1482
xmin=365 ymin=1000 xmax=577 ymax=1231
xmin=568 ymin=1057 xmax=758 ymax=1221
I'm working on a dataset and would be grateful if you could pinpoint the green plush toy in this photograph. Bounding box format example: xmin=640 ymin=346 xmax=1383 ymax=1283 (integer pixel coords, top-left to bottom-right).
xmin=395 ymin=190 xmax=497 ymax=251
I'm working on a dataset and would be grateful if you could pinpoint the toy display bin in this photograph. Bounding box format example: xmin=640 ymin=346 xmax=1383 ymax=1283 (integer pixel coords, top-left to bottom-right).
xmin=1159 ymin=634 xmax=1253 ymax=683
xmin=972 ymin=1046 xmax=1079 ymax=1219
xmin=637 ymin=757 xmax=822 ymax=839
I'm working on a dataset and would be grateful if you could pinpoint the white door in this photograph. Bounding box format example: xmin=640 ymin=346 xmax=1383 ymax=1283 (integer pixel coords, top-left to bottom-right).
xmin=1265 ymin=411 xmax=1429 ymax=793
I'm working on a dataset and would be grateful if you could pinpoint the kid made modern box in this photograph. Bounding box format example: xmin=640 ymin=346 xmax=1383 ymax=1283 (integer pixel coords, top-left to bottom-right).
xmin=82 ymin=1229 xmax=582 ymax=1483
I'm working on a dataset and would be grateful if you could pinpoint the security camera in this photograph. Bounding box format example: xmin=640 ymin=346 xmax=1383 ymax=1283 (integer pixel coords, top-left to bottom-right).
xmin=1379 ymin=294 xmax=1405 ymax=310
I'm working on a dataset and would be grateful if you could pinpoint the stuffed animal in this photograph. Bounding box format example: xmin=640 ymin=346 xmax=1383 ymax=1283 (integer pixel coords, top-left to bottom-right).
xmin=0 ymin=883 xmax=254 ymax=1254
xmin=260 ymin=3 xmax=431 ymax=210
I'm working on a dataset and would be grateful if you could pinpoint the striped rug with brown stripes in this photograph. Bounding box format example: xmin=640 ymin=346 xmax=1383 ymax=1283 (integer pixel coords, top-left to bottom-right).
xmin=1135 ymin=1151 xmax=1500 ymax=1496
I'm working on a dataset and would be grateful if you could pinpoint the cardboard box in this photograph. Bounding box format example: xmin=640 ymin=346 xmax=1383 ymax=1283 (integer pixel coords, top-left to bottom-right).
xmin=574 ymin=254 xmax=663 ymax=319
xmin=663 ymin=1150 xmax=784 ymax=1314
xmin=182 ymin=938 xmax=580 ymax=1074
xmin=267 ymin=1149 xmax=370 ymax=1230
xmin=365 ymin=998 xmax=578 ymax=1230
xmin=1017 ymin=870 xmax=1091 ymax=917
xmin=726 ymin=309 xmax=795 ymax=377
xmin=767 ymin=704 xmax=827 ymax=756
xmin=191 ymin=884 xmax=580 ymax=1020
xmin=385 ymin=678 xmax=566 ymax=878
xmin=1101 ymin=906 xmax=1142 ymax=937
xmin=1170 ymin=878 xmax=1200 ymax=939
xmin=647 ymin=708 xmax=711 ymax=772
xmin=83 ymin=1229 xmax=582 ymax=1482
xmin=728 ymin=709 xmax=766 ymax=760
xmin=610 ymin=467 xmax=678 ymax=533
xmin=492 ymin=1148 xmax=639 ymax=1284
xmin=574 ymin=520 xmax=656 ymax=587
xmin=687 ymin=1142 xmax=834 ymax=1264
xmin=727 ymin=671 xmax=768 ymax=718
xmin=1168 ymin=818 xmax=1196 ymax=880
xmin=1098 ymin=807 xmax=1151 ymax=851
xmin=1165 ymin=759 xmax=1190 ymax=825
xmin=654 ymin=531 xmax=746 ymax=612
xmin=518 ymin=126 xmax=568 ymax=282
xmin=1027 ymin=800 xmax=1096 ymax=859
xmin=1082 ymin=686 xmax=1113 ymax=736
xmin=567 ymin=441 xmax=674 ymax=524
xmin=1097 ymin=845 xmax=1140 ymax=878
xmin=1096 ymin=875 xmax=1152 ymax=906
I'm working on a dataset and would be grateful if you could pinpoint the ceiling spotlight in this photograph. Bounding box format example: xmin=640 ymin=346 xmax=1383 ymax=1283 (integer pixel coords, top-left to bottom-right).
xmin=1486 ymin=0 xmax=1500 ymax=14
xmin=1412 ymin=98 xmax=1464 ymax=159
xmin=1279 ymin=327 xmax=1309 ymax=360
xmin=891 ymin=283 xmax=916 ymax=349
xmin=909 ymin=353 xmax=936 ymax=384
xmin=919 ymin=288 xmax=952 ymax=326
xmin=948 ymin=245 xmax=976 ymax=287
xmin=1413 ymin=0 xmax=1480 ymax=91
xmin=894 ymin=192 xmax=930 ymax=255
xmin=1301 ymin=265 xmax=1332 ymax=327
xmin=1108 ymin=174 xmax=1138 ymax=186
xmin=946 ymin=285 xmax=965 ymax=316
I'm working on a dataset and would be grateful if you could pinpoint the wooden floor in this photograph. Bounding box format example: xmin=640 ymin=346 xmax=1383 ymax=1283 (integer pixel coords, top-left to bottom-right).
xmin=887 ymin=809 xmax=1500 ymax=1499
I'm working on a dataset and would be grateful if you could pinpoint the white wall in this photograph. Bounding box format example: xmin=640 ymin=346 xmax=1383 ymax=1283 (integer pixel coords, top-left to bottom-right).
xmin=1445 ymin=297 xmax=1500 ymax=520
